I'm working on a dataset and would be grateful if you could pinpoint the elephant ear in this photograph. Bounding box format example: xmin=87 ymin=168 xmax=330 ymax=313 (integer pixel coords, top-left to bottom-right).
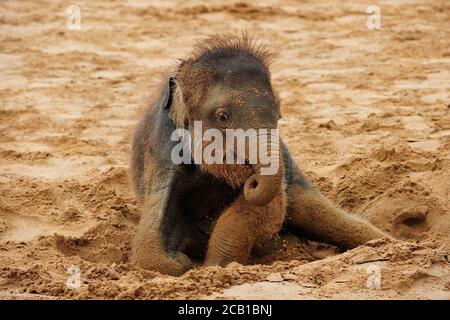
xmin=161 ymin=75 xmax=175 ymax=111
xmin=162 ymin=76 xmax=188 ymax=128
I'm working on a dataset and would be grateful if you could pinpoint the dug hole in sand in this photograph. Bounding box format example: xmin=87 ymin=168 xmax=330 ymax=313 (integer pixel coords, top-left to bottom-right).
xmin=0 ymin=0 xmax=449 ymax=299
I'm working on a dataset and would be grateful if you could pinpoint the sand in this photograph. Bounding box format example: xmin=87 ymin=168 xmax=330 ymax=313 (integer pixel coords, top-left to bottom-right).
xmin=0 ymin=0 xmax=449 ymax=299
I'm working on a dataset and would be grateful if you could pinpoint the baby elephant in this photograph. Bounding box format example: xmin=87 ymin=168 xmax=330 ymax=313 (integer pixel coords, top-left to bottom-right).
xmin=130 ymin=34 xmax=391 ymax=275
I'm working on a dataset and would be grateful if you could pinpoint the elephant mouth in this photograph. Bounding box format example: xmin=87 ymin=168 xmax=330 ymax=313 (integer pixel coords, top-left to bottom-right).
xmin=199 ymin=133 xmax=284 ymax=206
xmin=199 ymin=162 xmax=254 ymax=189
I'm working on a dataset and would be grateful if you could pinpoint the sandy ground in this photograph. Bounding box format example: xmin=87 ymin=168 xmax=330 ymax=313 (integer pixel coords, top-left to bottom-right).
xmin=0 ymin=0 xmax=449 ymax=300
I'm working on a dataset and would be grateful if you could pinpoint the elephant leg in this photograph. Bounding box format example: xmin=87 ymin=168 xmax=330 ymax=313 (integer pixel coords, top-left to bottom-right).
xmin=205 ymin=187 xmax=286 ymax=267
xmin=286 ymin=183 xmax=392 ymax=249
xmin=132 ymin=171 xmax=193 ymax=275
xmin=283 ymin=158 xmax=392 ymax=249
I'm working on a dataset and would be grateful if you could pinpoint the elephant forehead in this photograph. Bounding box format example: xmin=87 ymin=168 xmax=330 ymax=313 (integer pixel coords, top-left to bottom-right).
xmin=203 ymin=84 xmax=274 ymax=109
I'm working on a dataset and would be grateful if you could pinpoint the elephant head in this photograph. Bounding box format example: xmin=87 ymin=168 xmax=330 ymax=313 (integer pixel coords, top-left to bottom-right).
xmin=166 ymin=34 xmax=284 ymax=206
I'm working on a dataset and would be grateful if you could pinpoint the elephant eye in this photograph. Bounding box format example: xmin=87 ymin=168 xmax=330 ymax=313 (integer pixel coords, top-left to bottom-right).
xmin=215 ymin=109 xmax=231 ymax=125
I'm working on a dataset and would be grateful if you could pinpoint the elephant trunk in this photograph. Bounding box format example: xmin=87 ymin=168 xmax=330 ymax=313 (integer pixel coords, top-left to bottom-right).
xmin=244 ymin=132 xmax=283 ymax=206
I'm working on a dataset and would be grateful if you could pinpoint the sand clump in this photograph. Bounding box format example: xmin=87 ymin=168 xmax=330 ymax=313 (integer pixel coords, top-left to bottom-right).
xmin=0 ymin=0 xmax=449 ymax=299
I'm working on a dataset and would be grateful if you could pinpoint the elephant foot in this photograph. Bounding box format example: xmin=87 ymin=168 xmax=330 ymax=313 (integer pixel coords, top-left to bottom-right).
xmin=132 ymin=223 xmax=194 ymax=276
xmin=133 ymin=247 xmax=193 ymax=276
